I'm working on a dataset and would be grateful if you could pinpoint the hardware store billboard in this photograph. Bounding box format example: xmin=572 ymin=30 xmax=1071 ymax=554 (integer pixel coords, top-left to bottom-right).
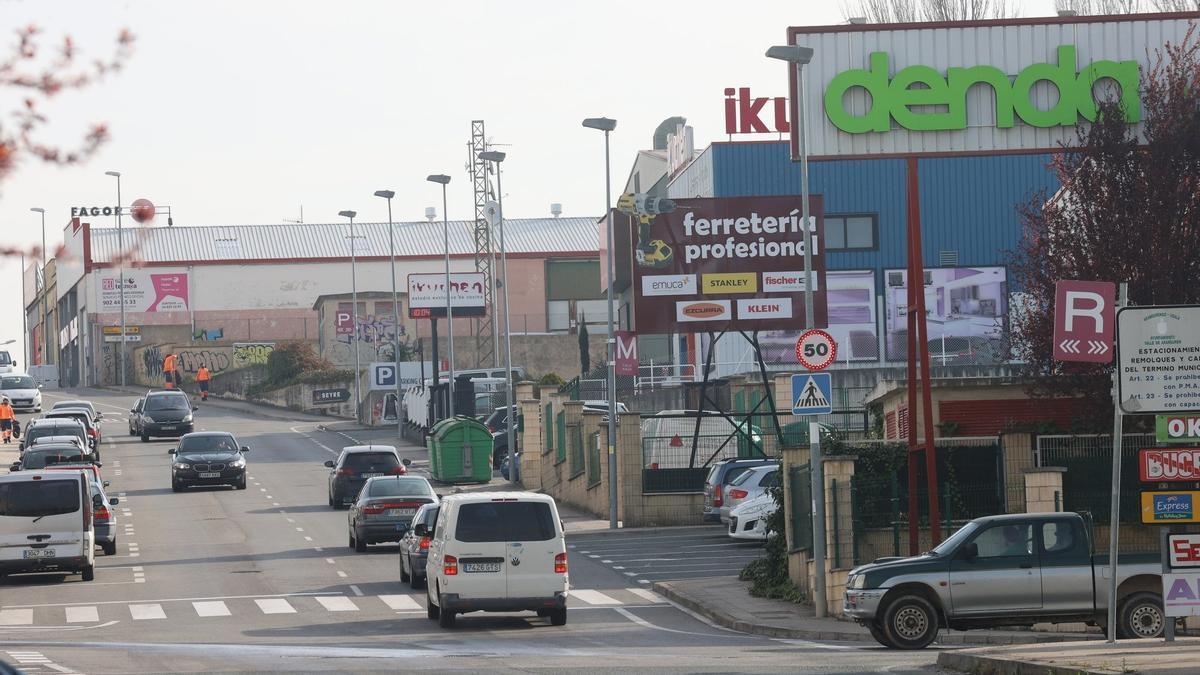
xmin=631 ymin=196 xmax=827 ymax=333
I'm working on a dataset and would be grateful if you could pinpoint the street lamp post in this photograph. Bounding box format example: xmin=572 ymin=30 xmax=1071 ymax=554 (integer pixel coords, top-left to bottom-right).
xmin=20 ymin=254 xmax=29 ymax=367
xmin=339 ymin=210 xmax=362 ymax=423
xmin=582 ymin=116 xmax=619 ymax=530
xmin=374 ymin=190 xmax=403 ymax=437
xmin=31 ymin=208 xmax=49 ymax=370
xmin=478 ymin=150 xmax=516 ymax=482
xmin=426 ymin=174 xmax=455 ymax=418
xmin=766 ymin=43 xmax=824 ymax=617
xmin=105 ymin=170 xmax=125 ymax=386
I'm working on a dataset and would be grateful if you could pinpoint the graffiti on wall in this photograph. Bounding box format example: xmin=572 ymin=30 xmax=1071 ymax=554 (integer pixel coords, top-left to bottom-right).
xmin=233 ymin=342 xmax=275 ymax=367
xmin=141 ymin=345 xmax=164 ymax=378
xmin=334 ymin=313 xmax=404 ymax=360
xmin=193 ymin=327 xmax=224 ymax=341
xmin=176 ymin=350 xmax=231 ymax=374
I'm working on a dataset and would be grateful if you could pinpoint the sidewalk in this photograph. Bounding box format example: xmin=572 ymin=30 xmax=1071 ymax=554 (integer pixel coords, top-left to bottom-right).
xmin=937 ymin=637 xmax=1200 ymax=674
xmin=652 ymin=576 xmax=1097 ymax=646
xmin=0 ymin=436 xmax=17 ymax=476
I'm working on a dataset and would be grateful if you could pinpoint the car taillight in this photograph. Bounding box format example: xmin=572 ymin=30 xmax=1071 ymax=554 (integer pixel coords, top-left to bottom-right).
xmin=88 ymin=429 xmax=97 ymax=438
xmin=388 ymin=466 xmax=407 ymax=475
xmin=554 ymin=552 xmax=568 ymax=574
xmin=94 ymin=506 xmax=110 ymax=523
xmin=729 ymin=489 xmax=748 ymax=499
xmin=336 ymin=468 xmax=355 ymax=476
xmin=419 ymin=537 xmax=430 ymax=551
xmin=363 ymin=504 xmax=384 ymax=515
xmin=714 ymin=485 xmax=724 ymax=507
xmin=444 ymin=554 xmax=458 ymax=576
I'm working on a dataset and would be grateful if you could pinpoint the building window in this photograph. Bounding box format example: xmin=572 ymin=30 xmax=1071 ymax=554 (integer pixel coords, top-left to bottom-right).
xmin=824 ymin=214 xmax=877 ymax=251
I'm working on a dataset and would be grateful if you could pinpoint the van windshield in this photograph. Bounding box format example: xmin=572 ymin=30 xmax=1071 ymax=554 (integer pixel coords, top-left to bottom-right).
xmin=0 ymin=480 xmax=80 ymax=517
xmin=455 ymin=501 xmax=556 ymax=542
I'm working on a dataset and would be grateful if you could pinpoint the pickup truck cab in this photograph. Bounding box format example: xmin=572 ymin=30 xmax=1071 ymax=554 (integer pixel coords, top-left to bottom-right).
xmin=844 ymin=512 xmax=1162 ymax=649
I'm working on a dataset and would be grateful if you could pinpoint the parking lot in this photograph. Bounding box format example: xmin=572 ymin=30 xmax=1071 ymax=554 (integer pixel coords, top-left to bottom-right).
xmin=567 ymin=526 xmax=766 ymax=585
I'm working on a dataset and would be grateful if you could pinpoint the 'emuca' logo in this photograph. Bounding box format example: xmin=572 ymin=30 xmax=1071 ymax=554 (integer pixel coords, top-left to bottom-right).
xmin=823 ymin=45 xmax=1140 ymax=134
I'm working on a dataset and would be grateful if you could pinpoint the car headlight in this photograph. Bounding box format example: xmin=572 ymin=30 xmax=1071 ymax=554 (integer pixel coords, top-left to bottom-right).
xmin=182 ymin=414 xmax=193 ymax=423
xmin=174 ymin=463 xmax=191 ymax=470
xmin=228 ymin=458 xmax=245 ymax=468
xmin=142 ymin=415 xmax=154 ymax=424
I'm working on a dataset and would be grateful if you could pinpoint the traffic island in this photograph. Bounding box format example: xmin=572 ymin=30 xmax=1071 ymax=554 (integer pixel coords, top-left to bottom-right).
xmin=937 ymin=637 xmax=1200 ymax=675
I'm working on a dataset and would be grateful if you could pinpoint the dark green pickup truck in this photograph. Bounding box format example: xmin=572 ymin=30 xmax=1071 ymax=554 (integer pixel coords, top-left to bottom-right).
xmin=843 ymin=512 xmax=1162 ymax=649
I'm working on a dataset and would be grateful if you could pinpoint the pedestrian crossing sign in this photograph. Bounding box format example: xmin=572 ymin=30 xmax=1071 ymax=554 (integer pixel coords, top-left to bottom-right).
xmin=791 ymin=373 xmax=832 ymax=415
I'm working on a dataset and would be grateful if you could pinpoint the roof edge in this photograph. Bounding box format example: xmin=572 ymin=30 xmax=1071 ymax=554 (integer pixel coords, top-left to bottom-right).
xmin=788 ymin=11 xmax=1200 ymax=38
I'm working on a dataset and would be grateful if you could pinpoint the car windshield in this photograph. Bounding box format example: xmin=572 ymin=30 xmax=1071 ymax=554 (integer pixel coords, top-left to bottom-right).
xmin=179 ymin=435 xmax=239 ymax=453
xmin=455 ymin=501 xmax=556 ymax=542
xmin=22 ymin=449 xmax=87 ymax=469
xmin=368 ymin=478 xmax=433 ymax=497
xmin=27 ymin=425 xmax=84 ymax=442
xmin=0 ymin=480 xmax=80 ymax=518
xmin=0 ymin=351 xmax=11 ymax=366
xmin=930 ymin=521 xmax=980 ymax=556
xmin=728 ymin=468 xmax=759 ymax=487
xmin=54 ymin=402 xmax=94 ymax=414
xmin=146 ymin=395 xmax=190 ymax=411
xmin=1 ymin=375 xmax=34 ymax=389
xmin=343 ymin=452 xmax=399 ymax=472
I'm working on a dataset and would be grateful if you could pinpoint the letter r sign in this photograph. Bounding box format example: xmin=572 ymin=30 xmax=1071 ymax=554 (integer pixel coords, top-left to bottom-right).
xmin=1053 ymin=280 xmax=1115 ymax=363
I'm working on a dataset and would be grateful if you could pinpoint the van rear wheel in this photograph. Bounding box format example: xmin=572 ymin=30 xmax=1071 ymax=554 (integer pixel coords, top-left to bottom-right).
xmin=437 ymin=593 xmax=456 ymax=628
xmin=426 ymin=589 xmax=440 ymax=620
xmin=81 ymin=565 xmax=95 ymax=582
xmin=549 ymin=608 xmax=567 ymax=626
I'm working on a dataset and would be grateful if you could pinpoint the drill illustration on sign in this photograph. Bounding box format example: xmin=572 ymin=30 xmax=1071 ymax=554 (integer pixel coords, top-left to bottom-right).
xmin=619 ymin=192 xmax=676 ymax=269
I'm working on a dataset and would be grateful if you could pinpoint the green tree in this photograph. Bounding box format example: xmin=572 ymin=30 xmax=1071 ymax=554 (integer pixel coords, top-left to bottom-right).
xmin=578 ymin=314 xmax=590 ymax=376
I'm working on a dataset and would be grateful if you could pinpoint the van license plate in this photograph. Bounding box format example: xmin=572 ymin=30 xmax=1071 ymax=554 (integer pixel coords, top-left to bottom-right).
xmin=198 ymin=472 xmax=221 ymax=478
xmin=463 ymin=562 xmax=501 ymax=573
xmin=23 ymin=549 xmax=55 ymax=559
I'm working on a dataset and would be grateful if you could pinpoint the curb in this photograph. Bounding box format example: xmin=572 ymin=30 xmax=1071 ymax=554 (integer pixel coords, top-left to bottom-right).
xmin=936 ymin=651 xmax=1108 ymax=675
xmin=566 ymin=525 xmax=720 ymax=539
xmin=96 ymin=386 xmax=332 ymax=425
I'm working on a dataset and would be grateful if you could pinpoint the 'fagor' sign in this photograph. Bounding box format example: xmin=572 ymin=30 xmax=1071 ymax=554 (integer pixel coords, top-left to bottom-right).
xmin=1140 ymin=448 xmax=1200 ymax=482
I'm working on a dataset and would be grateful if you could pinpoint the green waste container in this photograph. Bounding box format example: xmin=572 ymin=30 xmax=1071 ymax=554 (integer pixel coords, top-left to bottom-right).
xmin=426 ymin=417 xmax=494 ymax=484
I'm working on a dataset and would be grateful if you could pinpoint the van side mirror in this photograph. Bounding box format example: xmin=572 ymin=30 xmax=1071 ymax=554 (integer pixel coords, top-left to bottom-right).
xmin=110 ymin=497 xmax=119 ymax=505
xmin=413 ymin=523 xmax=429 ymax=537
xmin=241 ymin=446 xmax=250 ymax=453
xmin=9 ymin=463 xmax=19 ymax=472
xmin=192 ymin=406 xmax=199 ymax=412
xmin=324 ymin=460 xmax=336 ymax=468
xmin=402 ymin=458 xmax=412 ymax=467
xmin=168 ymin=449 xmax=176 ymax=455
xmin=959 ymin=542 xmax=979 ymax=561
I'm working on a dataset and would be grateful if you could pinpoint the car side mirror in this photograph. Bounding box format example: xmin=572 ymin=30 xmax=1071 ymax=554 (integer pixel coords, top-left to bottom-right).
xmin=168 ymin=449 xmax=177 ymax=455
xmin=241 ymin=446 xmax=250 ymax=453
xmin=9 ymin=463 xmax=19 ymax=472
xmin=103 ymin=481 xmax=110 ymax=487
xmin=413 ymin=523 xmax=429 ymax=537
xmin=97 ymin=413 xmax=104 ymax=419
xmin=110 ymin=497 xmax=119 ymax=505
xmin=94 ymin=462 xmax=103 ymax=468
xmin=130 ymin=408 xmax=137 ymax=413
xmin=192 ymin=406 xmax=199 ymax=411
xmin=324 ymin=460 xmax=336 ymax=468
xmin=402 ymin=458 xmax=412 ymax=467
xmin=960 ymin=542 xmax=979 ymax=561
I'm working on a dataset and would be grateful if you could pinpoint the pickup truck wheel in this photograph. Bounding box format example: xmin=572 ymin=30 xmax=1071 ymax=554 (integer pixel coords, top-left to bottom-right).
xmin=867 ymin=622 xmax=894 ymax=648
xmin=881 ymin=594 xmax=939 ymax=650
xmin=1118 ymin=592 xmax=1164 ymax=639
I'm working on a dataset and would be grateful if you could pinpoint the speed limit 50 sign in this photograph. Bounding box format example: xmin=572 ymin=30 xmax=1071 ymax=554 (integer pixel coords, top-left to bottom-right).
xmin=795 ymin=329 xmax=837 ymax=371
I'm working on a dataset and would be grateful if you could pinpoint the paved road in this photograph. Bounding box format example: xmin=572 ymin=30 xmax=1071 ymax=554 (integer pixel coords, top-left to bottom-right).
xmin=0 ymin=388 xmax=943 ymax=673
xmin=567 ymin=527 xmax=764 ymax=585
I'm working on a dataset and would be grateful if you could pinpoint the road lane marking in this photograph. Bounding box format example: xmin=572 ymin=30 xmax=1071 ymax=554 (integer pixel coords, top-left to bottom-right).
xmin=128 ymin=604 xmax=166 ymax=620
xmin=349 ymin=585 xmax=364 ymax=597
xmin=627 ymin=588 xmax=665 ymax=603
xmin=304 ymin=536 xmax=313 ymax=541
xmin=0 ymin=610 xmax=33 ymax=626
xmin=336 ymin=571 xmax=348 ymax=578
xmin=379 ymin=595 xmax=422 ymax=611
xmin=65 ymin=607 xmax=99 ymax=623
xmin=3 ymin=591 xmax=340 ymax=610
xmin=192 ymin=601 xmax=231 ymax=617
xmin=571 ymin=590 xmax=621 ymax=605
xmin=325 ymin=558 xmax=335 ymax=564
xmin=254 ymin=599 xmax=296 ymax=615
xmin=315 ymin=596 xmax=358 ymax=612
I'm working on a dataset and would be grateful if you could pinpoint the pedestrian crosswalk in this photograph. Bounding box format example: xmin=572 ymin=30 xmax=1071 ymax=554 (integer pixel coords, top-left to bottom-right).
xmin=0 ymin=588 xmax=667 ymax=626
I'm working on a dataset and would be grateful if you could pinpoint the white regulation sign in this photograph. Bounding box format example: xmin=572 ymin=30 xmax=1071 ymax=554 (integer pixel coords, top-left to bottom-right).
xmin=1117 ymin=305 xmax=1200 ymax=414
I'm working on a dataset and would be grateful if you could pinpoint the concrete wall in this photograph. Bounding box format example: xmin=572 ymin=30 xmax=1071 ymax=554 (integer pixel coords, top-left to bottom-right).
xmin=421 ymin=333 xmax=608 ymax=381
xmin=244 ymin=379 xmax=356 ymax=419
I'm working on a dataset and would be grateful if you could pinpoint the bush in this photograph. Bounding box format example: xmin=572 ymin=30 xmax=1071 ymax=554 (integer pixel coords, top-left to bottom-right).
xmin=265 ymin=341 xmax=329 ymax=384
xmin=293 ymin=369 xmax=355 ymax=385
xmin=538 ymin=372 xmax=565 ymax=386
xmin=738 ymin=486 xmax=806 ymax=604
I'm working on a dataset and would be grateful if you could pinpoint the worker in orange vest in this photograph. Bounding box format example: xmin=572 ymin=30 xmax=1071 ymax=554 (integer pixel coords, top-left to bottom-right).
xmin=163 ymin=353 xmax=178 ymax=389
xmin=0 ymin=396 xmax=14 ymax=444
xmin=196 ymin=365 xmax=211 ymax=400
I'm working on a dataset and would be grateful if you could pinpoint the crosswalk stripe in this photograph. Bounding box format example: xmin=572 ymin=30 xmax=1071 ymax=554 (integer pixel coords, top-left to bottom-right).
xmin=254 ymin=598 xmax=296 ymax=615
xmin=65 ymin=606 xmax=99 ymax=623
xmin=0 ymin=609 xmax=33 ymax=626
xmin=315 ymin=596 xmax=358 ymax=612
xmin=627 ymin=588 xmax=665 ymax=603
xmin=129 ymin=604 xmax=166 ymax=620
xmin=571 ymin=590 xmax=622 ymax=605
xmin=379 ymin=595 xmax=422 ymax=611
xmin=193 ymin=601 xmax=231 ymax=617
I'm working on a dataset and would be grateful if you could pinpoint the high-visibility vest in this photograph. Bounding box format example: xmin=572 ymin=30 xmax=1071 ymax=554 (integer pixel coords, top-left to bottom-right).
xmin=0 ymin=403 xmax=14 ymax=420
xmin=197 ymin=367 xmax=211 ymax=382
xmin=163 ymin=354 xmax=177 ymax=372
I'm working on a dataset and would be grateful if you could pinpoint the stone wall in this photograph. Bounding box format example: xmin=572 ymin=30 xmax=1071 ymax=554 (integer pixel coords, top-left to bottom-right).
xmin=420 ymin=333 xmax=608 ymax=382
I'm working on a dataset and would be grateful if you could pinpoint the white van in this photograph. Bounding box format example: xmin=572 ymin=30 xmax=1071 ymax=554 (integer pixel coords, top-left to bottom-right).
xmin=422 ymin=491 xmax=567 ymax=628
xmin=0 ymin=471 xmax=96 ymax=581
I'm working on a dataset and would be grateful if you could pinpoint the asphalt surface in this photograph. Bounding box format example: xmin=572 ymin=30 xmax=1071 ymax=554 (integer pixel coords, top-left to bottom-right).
xmin=0 ymin=387 xmax=944 ymax=673
xmin=567 ymin=527 xmax=766 ymax=585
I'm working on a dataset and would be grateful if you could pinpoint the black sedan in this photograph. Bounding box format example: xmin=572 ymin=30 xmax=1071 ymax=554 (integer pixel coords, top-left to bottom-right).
xmin=169 ymin=432 xmax=249 ymax=491
xmin=399 ymin=502 xmax=439 ymax=588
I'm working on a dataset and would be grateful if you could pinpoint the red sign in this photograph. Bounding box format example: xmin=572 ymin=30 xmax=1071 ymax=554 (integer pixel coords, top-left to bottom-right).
xmin=614 ymin=331 xmax=638 ymax=377
xmin=409 ymin=307 xmax=432 ymax=319
xmin=1140 ymin=448 xmax=1200 ymax=482
xmin=795 ymin=329 xmax=837 ymax=371
xmin=1053 ymin=280 xmax=1115 ymax=363
xmin=1170 ymin=534 xmax=1200 ymax=567
xmin=724 ymin=87 xmax=789 ymax=135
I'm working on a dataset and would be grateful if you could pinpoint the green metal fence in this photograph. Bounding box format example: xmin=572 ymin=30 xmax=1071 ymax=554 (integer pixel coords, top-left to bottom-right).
xmin=544 ymin=403 xmax=553 ymax=455
xmin=788 ymin=464 xmax=812 ymax=553
xmin=555 ymin=411 xmax=566 ymax=464
xmin=1036 ymin=433 xmax=1149 ymax=524
xmin=568 ymin=422 xmax=585 ymax=479
xmin=587 ymin=431 xmax=601 ymax=487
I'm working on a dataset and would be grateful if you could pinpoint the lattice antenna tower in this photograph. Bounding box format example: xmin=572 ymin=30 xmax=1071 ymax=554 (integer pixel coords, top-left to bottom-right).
xmin=468 ymin=120 xmax=497 ymax=368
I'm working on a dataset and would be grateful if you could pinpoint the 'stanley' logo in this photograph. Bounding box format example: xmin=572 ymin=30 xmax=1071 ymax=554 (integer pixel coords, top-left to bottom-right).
xmin=824 ymin=45 xmax=1139 ymax=134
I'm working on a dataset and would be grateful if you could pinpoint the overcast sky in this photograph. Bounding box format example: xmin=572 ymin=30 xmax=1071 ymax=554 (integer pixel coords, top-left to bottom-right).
xmin=0 ymin=0 xmax=1059 ymax=358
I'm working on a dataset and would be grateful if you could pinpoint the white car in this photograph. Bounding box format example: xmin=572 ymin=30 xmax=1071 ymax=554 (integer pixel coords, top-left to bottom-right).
xmin=719 ymin=464 xmax=781 ymax=524
xmin=728 ymin=492 xmax=777 ymax=541
xmin=0 ymin=350 xmax=14 ymax=374
xmin=1 ymin=373 xmax=42 ymax=412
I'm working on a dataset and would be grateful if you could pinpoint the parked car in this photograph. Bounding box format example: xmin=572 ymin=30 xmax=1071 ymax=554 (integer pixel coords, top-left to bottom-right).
xmin=580 ymin=400 xmax=630 ymax=418
xmin=491 ymin=429 xmax=517 ymax=470
xmin=1 ymin=373 xmax=41 ymax=412
xmin=703 ymin=458 xmax=778 ymax=523
xmin=424 ymin=491 xmax=568 ymax=628
xmin=727 ymin=492 xmax=777 ymax=542
xmin=139 ymin=390 xmax=196 ymax=441
xmin=43 ymin=408 xmax=101 ymax=450
xmin=483 ymin=405 xmax=516 ymax=434
xmin=169 ymin=432 xmax=249 ymax=491
xmin=347 ymin=475 xmax=438 ymax=551
xmin=844 ymin=512 xmax=1163 ymax=649
xmin=0 ymin=470 xmax=96 ymax=581
xmin=51 ymin=399 xmax=100 ymax=423
xmin=10 ymin=443 xmax=95 ymax=472
xmin=324 ymin=445 xmax=410 ymax=508
xmin=42 ymin=460 xmax=106 ymax=487
xmin=128 ymin=397 xmax=144 ymax=435
xmin=20 ymin=419 xmax=89 ymax=454
xmin=88 ymin=478 xmax=120 ymax=555
xmin=400 ymin=503 xmax=440 ymax=588
xmin=719 ymin=464 xmax=781 ymax=524
xmin=640 ymin=411 xmax=763 ymax=469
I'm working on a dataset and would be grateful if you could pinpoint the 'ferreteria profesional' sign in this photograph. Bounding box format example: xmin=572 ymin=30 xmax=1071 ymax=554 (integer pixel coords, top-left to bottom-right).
xmin=824 ymin=45 xmax=1139 ymax=134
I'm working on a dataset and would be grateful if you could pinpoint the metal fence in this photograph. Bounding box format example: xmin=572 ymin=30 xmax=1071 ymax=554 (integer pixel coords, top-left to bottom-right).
xmin=789 ymin=464 xmax=812 ymax=553
xmin=555 ymin=411 xmax=566 ymax=464
xmin=568 ymin=421 xmax=585 ymax=479
xmin=587 ymin=431 xmax=601 ymax=487
xmin=1036 ymin=433 xmax=1151 ymax=524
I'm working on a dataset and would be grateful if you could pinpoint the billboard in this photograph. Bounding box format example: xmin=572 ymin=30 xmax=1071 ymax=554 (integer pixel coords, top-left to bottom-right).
xmin=883 ymin=266 xmax=1008 ymax=364
xmin=98 ymin=270 xmax=189 ymax=313
xmin=758 ymin=270 xmax=878 ymax=364
xmin=631 ymin=196 xmax=827 ymax=333
xmin=407 ymin=273 xmax=487 ymax=318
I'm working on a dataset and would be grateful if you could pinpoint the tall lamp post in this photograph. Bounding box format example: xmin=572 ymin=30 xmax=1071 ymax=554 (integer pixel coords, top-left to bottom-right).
xmin=766 ymin=43 xmax=824 ymax=617
xmin=339 ymin=210 xmax=362 ymax=423
xmin=373 ymin=190 xmax=403 ymax=436
xmin=30 ymin=207 xmax=50 ymax=370
xmin=478 ymin=150 xmax=515 ymax=482
xmin=581 ymin=116 xmax=620 ymax=529
xmin=105 ymin=170 xmax=125 ymax=385
xmin=20 ymin=254 xmax=29 ymax=367
xmin=426 ymin=174 xmax=455 ymax=418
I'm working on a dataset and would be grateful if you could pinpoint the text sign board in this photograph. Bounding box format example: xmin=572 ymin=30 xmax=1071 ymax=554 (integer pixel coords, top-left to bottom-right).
xmin=631 ymin=196 xmax=827 ymax=334
xmin=792 ymin=373 xmax=833 ymax=416
xmin=101 ymin=325 xmax=140 ymax=335
xmin=370 ymin=361 xmax=431 ymax=390
xmin=614 ymin=331 xmax=638 ymax=377
xmin=795 ymin=329 xmax=837 ymax=371
xmin=1158 ymin=415 xmax=1200 ymax=443
xmin=1163 ymin=572 xmax=1200 ymax=617
xmin=1169 ymin=534 xmax=1200 ymax=568
xmin=312 ymin=388 xmax=351 ymax=405
xmin=1053 ymin=280 xmax=1114 ymax=363
xmin=1140 ymin=490 xmax=1200 ymax=524
xmin=1117 ymin=305 xmax=1200 ymax=414
xmin=1139 ymin=448 xmax=1200 ymax=483
xmin=98 ymin=271 xmax=190 ymax=313
xmin=406 ymin=273 xmax=487 ymax=318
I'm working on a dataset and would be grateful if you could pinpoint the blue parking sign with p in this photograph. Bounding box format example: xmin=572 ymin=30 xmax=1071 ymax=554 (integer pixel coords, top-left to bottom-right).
xmin=374 ymin=364 xmax=396 ymax=387
xmin=792 ymin=373 xmax=833 ymax=415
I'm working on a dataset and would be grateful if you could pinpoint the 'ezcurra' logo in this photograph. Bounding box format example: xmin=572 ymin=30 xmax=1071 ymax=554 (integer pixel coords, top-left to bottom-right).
xmin=823 ymin=45 xmax=1140 ymax=134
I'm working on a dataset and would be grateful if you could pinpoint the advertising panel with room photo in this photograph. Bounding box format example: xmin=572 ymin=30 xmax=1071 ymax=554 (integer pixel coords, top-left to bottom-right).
xmin=883 ymin=266 xmax=1009 ymax=365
